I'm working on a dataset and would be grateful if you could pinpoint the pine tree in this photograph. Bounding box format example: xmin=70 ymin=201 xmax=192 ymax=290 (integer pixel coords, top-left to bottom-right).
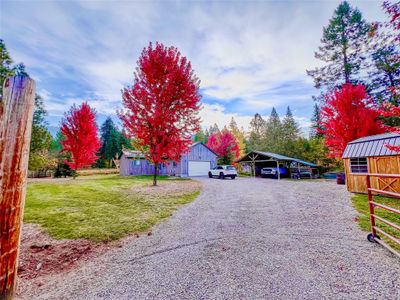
xmin=248 ymin=113 xmax=266 ymax=151
xmin=281 ymin=107 xmax=301 ymax=157
xmin=264 ymin=107 xmax=283 ymax=153
xmin=310 ymin=103 xmax=323 ymax=138
xmin=367 ymin=4 xmax=400 ymax=106
xmin=209 ymin=123 xmax=220 ymax=136
xmin=98 ymin=117 xmax=131 ymax=168
xmin=307 ymin=1 xmax=370 ymax=89
xmin=0 ymin=39 xmax=14 ymax=97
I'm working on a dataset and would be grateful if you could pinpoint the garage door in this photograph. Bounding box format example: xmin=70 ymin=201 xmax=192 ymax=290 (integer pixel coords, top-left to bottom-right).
xmin=188 ymin=161 xmax=211 ymax=177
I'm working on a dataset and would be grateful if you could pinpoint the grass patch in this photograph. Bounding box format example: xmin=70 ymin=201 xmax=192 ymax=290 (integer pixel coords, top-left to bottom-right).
xmin=352 ymin=193 xmax=400 ymax=252
xmin=25 ymin=175 xmax=200 ymax=242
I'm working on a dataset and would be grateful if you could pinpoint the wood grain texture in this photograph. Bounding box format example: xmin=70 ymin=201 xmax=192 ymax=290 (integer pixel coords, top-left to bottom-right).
xmin=344 ymin=156 xmax=400 ymax=194
xmin=0 ymin=76 xmax=35 ymax=299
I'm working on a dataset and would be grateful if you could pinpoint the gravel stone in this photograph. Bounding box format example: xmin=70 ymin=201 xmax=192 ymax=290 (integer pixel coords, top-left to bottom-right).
xmin=21 ymin=178 xmax=400 ymax=300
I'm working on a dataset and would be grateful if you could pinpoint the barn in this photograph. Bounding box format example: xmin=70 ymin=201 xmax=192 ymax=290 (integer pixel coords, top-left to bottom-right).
xmin=342 ymin=133 xmax=400 ymax=194
xmin=119 ymin=142 xmax=218 ymax=177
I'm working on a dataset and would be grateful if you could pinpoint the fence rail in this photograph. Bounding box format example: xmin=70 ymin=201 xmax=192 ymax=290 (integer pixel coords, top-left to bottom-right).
xmin=366 ymin=173 xmax=400 ymax=259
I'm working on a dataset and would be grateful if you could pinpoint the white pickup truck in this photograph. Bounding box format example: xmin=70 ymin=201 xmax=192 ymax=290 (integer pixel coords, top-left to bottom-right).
xmin=208 ymin=165 xmax=237 ymax=179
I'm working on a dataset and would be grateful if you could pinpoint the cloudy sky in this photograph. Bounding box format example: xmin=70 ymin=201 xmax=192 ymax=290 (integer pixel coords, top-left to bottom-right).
xmin=1 ymin=0 xmax=386 ymax=134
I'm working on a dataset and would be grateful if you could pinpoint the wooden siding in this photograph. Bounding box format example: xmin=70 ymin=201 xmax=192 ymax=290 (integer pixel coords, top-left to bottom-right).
xmin=120 ymin=157 xmax=178 ymax=176
xmin=344 ymin=156 xmax=400 ymax=193
xmin=180 ymin=143 xmax=218 ymax=176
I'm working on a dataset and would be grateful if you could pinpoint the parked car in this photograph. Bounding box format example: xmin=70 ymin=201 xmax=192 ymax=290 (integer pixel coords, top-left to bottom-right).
xmin=260 ymin=167 xmax=288 ymax=178
xmin=209 ymin=165 xmax=237 ymax=179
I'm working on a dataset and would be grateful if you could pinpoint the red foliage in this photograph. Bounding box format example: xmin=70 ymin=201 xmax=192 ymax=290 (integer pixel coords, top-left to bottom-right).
xmin=319 ymin=83 xmax=385 ymax=158
xmin=207 ymin=130 xmax=240 ymax=162
xmin=377 ymin=88 xmax=400 ymax=152
xmin=60 ymin=103 xmax=100 ymax=170
xmin=120 ymin=42 xmax=201 ymax=181
xmin=383 ymin=1 xmax=400 ymax=32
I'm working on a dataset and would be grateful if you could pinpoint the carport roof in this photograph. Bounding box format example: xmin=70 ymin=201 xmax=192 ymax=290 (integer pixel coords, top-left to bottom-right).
xmin=236 ymin=151 xmax=317 ymax=167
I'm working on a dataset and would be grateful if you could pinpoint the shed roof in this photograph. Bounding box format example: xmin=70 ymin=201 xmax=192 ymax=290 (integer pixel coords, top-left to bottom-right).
xmin=120 ymin=142 xmax=218 ymax=159
xmin=342 ymin=133 xmax=400 ymax=158
xmin=236 ymin=151 xmax=318 ymax=167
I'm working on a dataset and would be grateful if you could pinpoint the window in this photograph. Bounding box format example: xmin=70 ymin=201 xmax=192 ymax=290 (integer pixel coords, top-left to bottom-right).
xmin=134 ymin=160 xmax=141 ymax=166
xmin=350 ymin=157 xmax=368 ymax=173
xmin=217 ymin=166 xmax=223 ymax=170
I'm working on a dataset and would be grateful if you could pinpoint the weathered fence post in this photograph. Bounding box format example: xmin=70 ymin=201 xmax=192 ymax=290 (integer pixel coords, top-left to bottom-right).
xmin=0 ymin=76 xmax=35 ymax=299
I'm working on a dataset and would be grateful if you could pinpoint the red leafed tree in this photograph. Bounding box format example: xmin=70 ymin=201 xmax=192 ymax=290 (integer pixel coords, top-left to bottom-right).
xmin=377 ymin=88 xmax=400 ymax=152
xmin=207 ymin=130 xmax=240 ymax=164
xmin=319 ymin=83 xmax=385 ymax=158
xmin=120 ymin=42 xmax=201 ymax=186
xmin=383 ymin=1 xmax=400 ymax=33
xmin=60 ymin=103 xmax=100 ymax=174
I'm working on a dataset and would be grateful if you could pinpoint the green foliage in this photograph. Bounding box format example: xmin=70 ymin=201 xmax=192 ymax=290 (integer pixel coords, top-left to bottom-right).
xmin=307 ymin=1 xmax=370 ymax=89
xmin=29 ymin=94 xmax=56 ymax=172
xmin=97 ymin=117 xmax=132 ymax=168
xmin=25 ymin=175 xmax=200 ymax=242
xmin=248 ymin=113 xmax=266 ymax=151
xmin=0 ymin=39 xmax=14 ymax=97
xmin=194 ymin=128 xmax=207 ymax=143
xmin=310 ymin=103 xmax=323 ymax=138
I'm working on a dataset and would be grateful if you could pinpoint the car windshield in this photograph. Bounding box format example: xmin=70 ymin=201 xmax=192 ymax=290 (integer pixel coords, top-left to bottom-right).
xmin=226 ymin=166 xmax=235 ymax=170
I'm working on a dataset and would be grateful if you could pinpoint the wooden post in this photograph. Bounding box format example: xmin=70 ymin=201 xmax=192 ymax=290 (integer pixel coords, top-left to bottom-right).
xmin=276 ymin=160 xmax=280 ymax=180
xmin=0 ymin=76 xmax=35 ymax=299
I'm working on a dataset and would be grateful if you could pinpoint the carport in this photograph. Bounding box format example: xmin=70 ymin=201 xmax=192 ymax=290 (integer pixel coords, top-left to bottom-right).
xmin=236 ymin=151 xmax=318 ymax=179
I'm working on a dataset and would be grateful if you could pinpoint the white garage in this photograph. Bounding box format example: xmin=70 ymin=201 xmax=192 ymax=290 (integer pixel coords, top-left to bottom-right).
xmin=188 ymin=161 xmax=211 ymax=177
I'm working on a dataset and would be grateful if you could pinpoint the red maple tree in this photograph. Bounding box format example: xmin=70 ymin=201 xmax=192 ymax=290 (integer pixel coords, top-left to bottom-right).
xmin=319 ymin=83 xmax=385 ymax=158
xmin=377 ymin=88 xmax=400 ymax=152
xmin=120 ymin=42 xmax=201 ymax=185
xmin=60 ymin=103 xmax=100 ymax=173
xmin=207 ymin=130 xmax=240 ymax=164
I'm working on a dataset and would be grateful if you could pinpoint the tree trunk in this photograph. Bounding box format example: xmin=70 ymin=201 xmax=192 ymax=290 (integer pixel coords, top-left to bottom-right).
xmin=0 ymin=76 xmax=35 ymax=299
xmin=153 ymin=163 xmax=158 ymax=186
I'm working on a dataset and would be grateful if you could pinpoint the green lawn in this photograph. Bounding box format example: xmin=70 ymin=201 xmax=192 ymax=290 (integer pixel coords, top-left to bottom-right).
xmin=352 ymin=194 xmax=400 ymax=252
xmin=25 ymin=175 xmax=200 ymax=242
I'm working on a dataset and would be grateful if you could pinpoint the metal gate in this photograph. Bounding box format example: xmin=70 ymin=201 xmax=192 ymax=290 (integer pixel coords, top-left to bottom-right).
xmin=366 ymin=173 xmax=400 ymax=258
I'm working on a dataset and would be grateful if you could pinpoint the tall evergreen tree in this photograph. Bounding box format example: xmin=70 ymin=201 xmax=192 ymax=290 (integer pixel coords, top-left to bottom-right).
xmin=98 ymin=117 xmax=131 ymax=167
xmin=264 ymin=107 xmax=283 ymax=153
xmin=307 ymin=1 xmax=370 ymax=89
xmin=281 ymin=107 xmax=301 ymax=157
xmin=310 ymin=103 xmax=324 ymax=138
xmin=0 ymin=39 xmax=14 ymax=97
xmin=367 ymin=3 xmax=400 ymax=106
xmin=208 ymin=123 xmax=220 ymax=136
xmin=248 ymin=113 xmax=266 ymax=151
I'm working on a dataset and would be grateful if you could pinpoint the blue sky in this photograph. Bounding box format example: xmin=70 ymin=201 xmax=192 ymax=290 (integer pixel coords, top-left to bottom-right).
xmin=1 ymin=0 xmax=386 ymax=134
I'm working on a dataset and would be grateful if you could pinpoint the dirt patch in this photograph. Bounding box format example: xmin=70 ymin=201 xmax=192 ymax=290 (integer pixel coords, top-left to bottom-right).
xmin=132 ymin=180 xmax=202 ymax=197
xmin=16 ymin=224 xmax=117 ymax=296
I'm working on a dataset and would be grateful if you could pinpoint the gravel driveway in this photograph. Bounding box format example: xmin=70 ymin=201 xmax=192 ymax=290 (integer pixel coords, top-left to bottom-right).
xmin=23 ymin=178 xmax=399 ymax=300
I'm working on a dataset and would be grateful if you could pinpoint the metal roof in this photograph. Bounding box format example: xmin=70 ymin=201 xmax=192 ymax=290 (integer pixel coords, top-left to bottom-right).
xmin=120 ymin=142 xmax=218 ymax=158
xmin=342 ymin=133 xmax=400 ymax=158
xmin=236 ymin=151 xmax=318 ymax=167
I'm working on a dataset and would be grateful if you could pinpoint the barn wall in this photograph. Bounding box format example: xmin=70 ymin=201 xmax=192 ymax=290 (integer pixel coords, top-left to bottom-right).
xmin=344 ymin=156 xmax=400 ymax=193
xmin=180 ymin=143 xmax=218 ymax=176
xmin=119 ymin=155 xmax=179 ymax=176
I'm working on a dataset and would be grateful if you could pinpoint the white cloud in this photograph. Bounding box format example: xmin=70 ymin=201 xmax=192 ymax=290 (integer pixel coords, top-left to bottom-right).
xmin=1 ymin=0 xmax=386 ymax=131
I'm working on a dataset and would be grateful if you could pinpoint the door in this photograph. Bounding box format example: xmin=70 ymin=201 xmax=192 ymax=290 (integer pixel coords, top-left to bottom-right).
xmin=188 ymin=161 xmax=210 ymax=176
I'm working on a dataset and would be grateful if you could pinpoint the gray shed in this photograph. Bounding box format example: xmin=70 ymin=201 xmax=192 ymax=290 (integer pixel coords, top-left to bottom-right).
xmin=119 ymin=142 xmax=218 ymax=177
